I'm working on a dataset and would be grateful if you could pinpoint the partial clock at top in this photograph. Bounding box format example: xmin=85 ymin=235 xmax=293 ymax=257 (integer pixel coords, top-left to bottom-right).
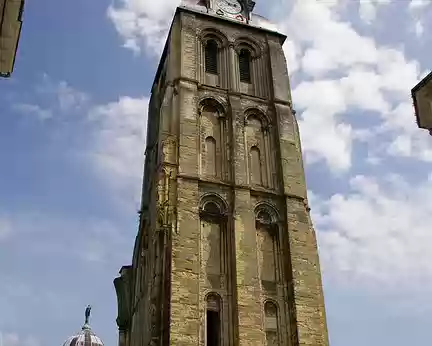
xmin=215 ymin=0 xmax=243 ymax=15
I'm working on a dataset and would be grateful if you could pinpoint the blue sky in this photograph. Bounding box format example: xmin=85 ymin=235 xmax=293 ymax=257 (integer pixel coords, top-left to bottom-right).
xmin=0 ymin=0 xmax=431 ymax=345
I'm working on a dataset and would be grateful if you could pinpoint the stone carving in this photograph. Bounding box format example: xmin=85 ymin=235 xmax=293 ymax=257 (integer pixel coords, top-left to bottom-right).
xmin=85 ymin=305 xmax=91 ymax=324
xmin=156 ymin=169 xmax=176 ymax=233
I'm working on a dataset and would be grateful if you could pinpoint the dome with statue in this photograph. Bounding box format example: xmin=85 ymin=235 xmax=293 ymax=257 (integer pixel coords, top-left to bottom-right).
xmin=62 ymin=305 xmax=104 ymax=346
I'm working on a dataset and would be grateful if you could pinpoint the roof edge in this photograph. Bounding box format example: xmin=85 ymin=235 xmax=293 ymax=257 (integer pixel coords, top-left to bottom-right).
xmin=411 ymin=71 xmax=432 ymax=130
xmin=412 ymin=71 xmax=432 ymax=94
xmin=151 ymin=6 xmax=287 ymax=91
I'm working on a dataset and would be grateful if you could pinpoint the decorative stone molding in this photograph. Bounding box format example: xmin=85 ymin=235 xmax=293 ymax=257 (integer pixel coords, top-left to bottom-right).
xmin=232 ymin=37 xmax=263 ymax=58
xmin=198 ymin=96 xmax=228 ymax=115
xmin=197 ymin=27 xmax=229 ymax=47
xmin=244 ymin=107 xmax=271 ymax=127
xmin=199 ymin=193 xmax=229 ymax=222
xmin=254 ymin=202 xmax=280 ymax=231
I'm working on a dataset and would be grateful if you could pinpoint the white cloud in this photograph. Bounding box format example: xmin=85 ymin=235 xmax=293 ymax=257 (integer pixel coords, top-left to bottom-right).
xmin=293 ymin=79 xmax=353 ymax=171
xmin=0 ymin=333 xmax=40 ymax=346
xmin=88 ymin=96 xmax=149 ymax=206
xmin=414 ymin=20 xmax=424 ymax=37
xmin=12 ymin=104 xmax=53 ymax=121
xmin=408 ymin=0 xmax=430 ymax=38
xmin=55 ymin=81 xmax=89 ymax=112
xmin=409 ymin=0 xmax=429 ymax=10
xmin=314 ymin=173 xmax=432 ymax=292
xmin=12 ymin=75 xmax=90 ymax=121
xmin=278 ymin=0 xmax=427 ymax=172
xmin=107 ymin=0 xmax=179 ymax=55
xmin=36 ymin=75 xmax=90 ymax=113
xmin=358 ymin=0 xmax=391 ymax=24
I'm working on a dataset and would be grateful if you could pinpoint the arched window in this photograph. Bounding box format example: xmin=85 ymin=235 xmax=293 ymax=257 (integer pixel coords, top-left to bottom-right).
xmin=239 ymin=49 xmax=252 ymax=83
xmin=264 ymin=301 xmax=280 ymax=346
xmin=205 ymin=40 xmax=219 ymax=75
xmin=206 ymin=294 xmax=221 ymax=346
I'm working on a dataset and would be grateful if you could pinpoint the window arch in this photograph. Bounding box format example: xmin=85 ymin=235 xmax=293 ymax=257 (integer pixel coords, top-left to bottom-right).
xmin=206 ymin=293 xmax=222 ymax=346
xmin=264 ymin=301 xmax=280 ymax=346
xmin=255 ymin=203 xmax=280 ymax=293
xmin=199 ymin=98 xmax=228 ymax=181
xmin=257 ymin=209 xmax=272 ymax=225
xmin=199 ymin=194 xmax=227 ymax=288
xmin=239 ymin=48 xmax=252 ymax=84
xmin=234 ymin=38 xmax=262 ymax=94
xmin=250 ymin=146 xmax=262 ymax=185
xmin=199 ymin=30 xmax=228 ymax=88
xmin=245 ymin=110 xmax=272 ymax=187
xmin=199 ymin=195 xmax=234 ymax=345
xmin=205 ymin=39 xmax=219 ymax=75
xmin=199 ymin=194 xmax=227 ymax=219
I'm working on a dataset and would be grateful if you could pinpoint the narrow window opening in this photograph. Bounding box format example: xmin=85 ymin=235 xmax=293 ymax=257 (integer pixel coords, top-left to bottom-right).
xmin=264 ymin=302 xmax=279 ymax=346
xmin=250 ymin=146 xmax=262 ymax=185
xmin=205 ymin=40 xmax=219 ymax=75
xmin=205 ymin=136 xmax=217 ymax=177
xmin=206 ymin=294 xmax=221 ymax=346
xmin=206 ymin=310 xmax=220 ymax=346
xmin=239 ymin=49 xmax=252 ymax=83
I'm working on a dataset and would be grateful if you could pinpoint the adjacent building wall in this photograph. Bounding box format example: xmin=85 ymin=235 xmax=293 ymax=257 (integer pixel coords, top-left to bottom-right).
xmin=0 ymin=0 xmax=24 ymax=77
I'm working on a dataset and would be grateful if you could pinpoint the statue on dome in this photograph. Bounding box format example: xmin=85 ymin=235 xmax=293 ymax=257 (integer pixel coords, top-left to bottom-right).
xmin=85 ymin=305 xmax=92 ymax=324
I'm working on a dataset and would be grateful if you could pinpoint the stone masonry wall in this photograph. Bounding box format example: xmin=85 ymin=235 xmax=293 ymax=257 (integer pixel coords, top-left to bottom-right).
xmin=117 ymin=7 xmax=330 ymax=346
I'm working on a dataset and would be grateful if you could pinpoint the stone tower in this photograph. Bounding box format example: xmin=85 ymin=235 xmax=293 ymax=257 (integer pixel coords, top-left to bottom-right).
xmin=114 ymin=1 xmax=330 ymax=346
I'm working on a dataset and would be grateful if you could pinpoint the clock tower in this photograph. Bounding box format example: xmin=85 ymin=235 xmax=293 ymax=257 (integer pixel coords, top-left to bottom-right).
xmin=209 ymin=0 xmax=255 ymax=23
xmin=114 ymin=1 xmax=330 ymax=346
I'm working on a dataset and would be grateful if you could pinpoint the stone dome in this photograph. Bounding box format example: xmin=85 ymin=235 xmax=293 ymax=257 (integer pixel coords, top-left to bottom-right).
xmin=63 ymin=306 xmax=104 ymax=346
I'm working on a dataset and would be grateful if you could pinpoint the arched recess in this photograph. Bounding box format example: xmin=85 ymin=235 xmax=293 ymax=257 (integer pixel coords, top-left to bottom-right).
xmin=245 ymin=109 xmax=274 ymax=188
xmin=199 ymin=98 xmax=228 ymax=181
xmin=199 ymin=194 xmax=235 ymax=345
xmin=264 ymin=300 xmax=280 ymax=346
xmin=255 ymin=203 xmax=280 ymax=293
xmin=198 ymin=29 xmax=229 ymax=88
xmin=199 ymin=193 xmax=228 ymax=289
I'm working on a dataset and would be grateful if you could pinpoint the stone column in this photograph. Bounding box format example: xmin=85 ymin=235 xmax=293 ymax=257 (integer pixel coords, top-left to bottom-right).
xmin=229 ymin=43 xmax=239 ymax=92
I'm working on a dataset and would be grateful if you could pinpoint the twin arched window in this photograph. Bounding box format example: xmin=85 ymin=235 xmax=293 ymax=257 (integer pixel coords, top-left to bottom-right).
xmin=203 ymin=35 xmax=254 ymax=85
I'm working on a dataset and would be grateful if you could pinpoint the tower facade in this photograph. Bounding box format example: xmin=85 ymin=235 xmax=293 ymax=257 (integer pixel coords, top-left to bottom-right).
xmin=114 ymin=1 xmax=330 ymax=346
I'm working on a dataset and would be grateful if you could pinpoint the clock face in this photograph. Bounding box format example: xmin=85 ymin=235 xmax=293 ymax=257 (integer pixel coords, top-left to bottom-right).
xmin=215 ymin=0 xmax=243 ymax=15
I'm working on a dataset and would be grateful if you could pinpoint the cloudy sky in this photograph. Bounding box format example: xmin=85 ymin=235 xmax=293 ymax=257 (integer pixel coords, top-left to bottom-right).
xmin=0 ymin=0 xmax=431 ymax=345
